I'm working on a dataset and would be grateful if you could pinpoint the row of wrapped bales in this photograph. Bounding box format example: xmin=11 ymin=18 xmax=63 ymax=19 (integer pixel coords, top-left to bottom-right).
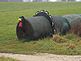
xmin=50 ymin=14 xmax=81 ymax=36
xmin=16 ymin=11 xmax=53 ymax=40
xmin=16 ymin=10 xmax=81 ymax=40
xmin=51 ymin=16 xmax=70 ymax=35
xmin=63 ymin=14 xmax=81 ymax=36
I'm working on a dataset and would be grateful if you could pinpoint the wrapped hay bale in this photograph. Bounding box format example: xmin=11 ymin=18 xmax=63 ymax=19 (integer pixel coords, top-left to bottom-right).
xmin=63 ymin=14 xmax=81 ymax=36
xmin=70 ymin=18 xmax=81 ymax=36
xmin=63 ymin=14 xmax=81 ymax=25
xmin=51 ymin=16 xmax=70 ymax=35
xmin=16 ymin=10 xmax=53 ymax=40
xmin=16 ymin=16 xmax=52 ymax=40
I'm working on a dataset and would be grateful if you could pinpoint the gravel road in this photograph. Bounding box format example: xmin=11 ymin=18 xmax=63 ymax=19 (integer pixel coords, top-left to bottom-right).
xmin=0 ymin=53 xmax=81 ymax=61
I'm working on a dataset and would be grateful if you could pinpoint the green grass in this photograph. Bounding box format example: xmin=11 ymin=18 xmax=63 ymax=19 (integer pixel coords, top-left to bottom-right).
xmin=0 ymin=57 xmax=19 ymax=61
xmin=0 ymin=2 xmax=81 ymax=55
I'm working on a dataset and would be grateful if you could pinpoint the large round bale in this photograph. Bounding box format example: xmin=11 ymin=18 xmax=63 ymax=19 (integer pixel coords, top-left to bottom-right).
xmin=63 ymin=14 xmax=81 ymax=25
xmin=16 ymin=16 xmax=52 ymax=40
xmin=63 ymin=14 xmax=81 ymax=36
xmin=51 ymin=16 xmax=70 ymax=35
xmin=69 ymin=18 xmax=81 ymax=36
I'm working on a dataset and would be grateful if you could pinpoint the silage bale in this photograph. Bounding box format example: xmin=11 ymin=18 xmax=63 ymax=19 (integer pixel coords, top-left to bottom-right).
xmin=16 ymin=10 xmax=53 ymax=40
xmin=63 ymin=14 xmax=81 ymax=25
xmin=70 ymin=18 xmax=81 ymax=36
xmin=51 ymin=16 xmax=70 ymax=35
xmin=63 ymin=14 xmax=81 ymax=36
xmin=16 ymin=16 xmax=52 ymax=40
xmin=27 ymin=16 xmax=52 ymax=39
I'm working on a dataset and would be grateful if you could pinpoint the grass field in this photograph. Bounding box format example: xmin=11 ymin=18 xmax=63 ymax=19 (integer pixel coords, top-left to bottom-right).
xmin=0 ymin=57 xmax=19 ymax=61
xmin=0 ymin=2 xmax=81 ymax=55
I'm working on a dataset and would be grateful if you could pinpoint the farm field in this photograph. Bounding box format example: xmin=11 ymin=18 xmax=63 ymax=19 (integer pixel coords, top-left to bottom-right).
xmin=0 ymin=2 xmax=81 ymax=55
